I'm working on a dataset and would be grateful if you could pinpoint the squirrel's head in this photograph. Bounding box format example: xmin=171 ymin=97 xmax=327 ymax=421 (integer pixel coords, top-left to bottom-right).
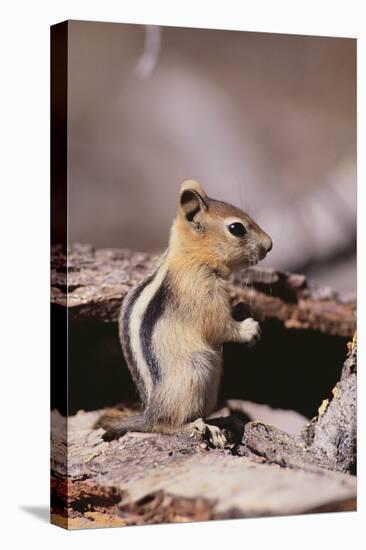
xmin=170 ymin=179 xmax=272 ymax=273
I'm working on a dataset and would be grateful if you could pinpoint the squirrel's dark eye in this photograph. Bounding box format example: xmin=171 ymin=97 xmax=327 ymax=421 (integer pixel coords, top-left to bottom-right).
xmin=228 ymin=222 xmax=246 ymax=237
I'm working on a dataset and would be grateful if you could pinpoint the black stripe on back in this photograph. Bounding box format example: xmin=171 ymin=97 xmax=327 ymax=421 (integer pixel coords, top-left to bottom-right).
xmin=139 ymin=274 xmax=170 ymax=384
xmin=120 ymin=273 xmax=156 ymax=404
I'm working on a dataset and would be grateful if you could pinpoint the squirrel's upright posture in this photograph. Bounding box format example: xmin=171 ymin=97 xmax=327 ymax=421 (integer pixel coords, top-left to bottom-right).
xmin=100 ymin=180 xmax=272 ymax=447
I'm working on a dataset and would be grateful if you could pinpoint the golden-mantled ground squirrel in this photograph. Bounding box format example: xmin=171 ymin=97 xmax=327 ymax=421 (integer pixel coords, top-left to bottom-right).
xmin=100 ymin=180 xmax=272 ymax=447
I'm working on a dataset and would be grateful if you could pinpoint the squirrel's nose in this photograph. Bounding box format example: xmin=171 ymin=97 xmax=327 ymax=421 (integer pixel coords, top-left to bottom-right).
xmin=266 ymin=237 xmax=273 ymax=253
xmin=257 ymin=235 xmax=272 ymax=259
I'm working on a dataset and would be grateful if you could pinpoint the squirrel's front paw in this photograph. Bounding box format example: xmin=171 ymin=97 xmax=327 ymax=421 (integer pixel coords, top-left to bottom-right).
xmin=240 ymin=317 xmax=261 ymax=347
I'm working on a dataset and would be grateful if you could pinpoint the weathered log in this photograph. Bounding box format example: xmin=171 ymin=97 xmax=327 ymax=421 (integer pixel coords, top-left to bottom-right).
xmin=231 ymin=268 xmax=355 ymax=338
xmin=51 ymin=244 xmax=357 ymax=528
xmin=51 ymin=341 xmax=357 ymax=528
xmin=51 ymin=398 xmax=356 ymax=529
xmin=303 ymin=338 xmax=357 ymax=473
xmin=239 ymin=337 xmax=357 ymax=474
xmin=51 ymin=244 xmax=356 ymax=338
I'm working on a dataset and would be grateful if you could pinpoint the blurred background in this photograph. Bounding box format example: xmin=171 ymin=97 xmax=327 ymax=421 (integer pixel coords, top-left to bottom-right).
xmin=67 ymin=21 xmax=356 ymax=293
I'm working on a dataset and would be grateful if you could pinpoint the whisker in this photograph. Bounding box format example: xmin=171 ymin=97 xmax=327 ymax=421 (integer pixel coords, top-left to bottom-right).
xmin=248 ymin=259 xmax=255 ymax=316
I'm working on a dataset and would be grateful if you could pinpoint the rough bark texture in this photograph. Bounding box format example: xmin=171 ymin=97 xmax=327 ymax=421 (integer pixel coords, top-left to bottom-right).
xmin=51 ymin=244 xmax=356 ymax=337
xmin=240 ymin=338 xmax=357 ymax=475
xmin=51 ymin=380 xmax=357 ymax=529
xmin=51 ymin=245 xmax=357 ymax=529
xmin=231 ymin=269 xmax=356 ymax=338
xmin=303 ymin=338 xmax=357 ymax=473
xmin=51 ymin=344 xmax=357 ymax=528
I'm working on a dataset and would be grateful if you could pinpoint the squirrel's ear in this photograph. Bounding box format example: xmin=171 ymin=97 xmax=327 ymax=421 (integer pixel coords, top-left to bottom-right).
xmin=180 ymin=179 xmax=208 ymax=199
xmin=179 ymin=180 xmax=208 ymax=228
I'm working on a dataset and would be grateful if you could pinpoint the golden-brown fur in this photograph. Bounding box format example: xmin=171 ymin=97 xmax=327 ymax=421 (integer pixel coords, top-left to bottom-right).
xmin=98 ymin=180 xmax=272 ymax=447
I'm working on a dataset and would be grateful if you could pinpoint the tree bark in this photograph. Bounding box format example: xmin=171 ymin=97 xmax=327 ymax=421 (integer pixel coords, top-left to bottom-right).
xmin=51 ymin=342 xmax=357 ymax=528
xmin=51 ymin=244 xmax=357 ymax=528
xmin=52 ymin=244 xmax=356 ymax=338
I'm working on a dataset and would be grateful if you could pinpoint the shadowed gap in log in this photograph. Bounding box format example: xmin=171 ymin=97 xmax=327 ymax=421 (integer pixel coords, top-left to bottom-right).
xmin=221 ymin=318 xmax=347 ymax=418
xmin=52 ymin=311 xmax=347 ymax=419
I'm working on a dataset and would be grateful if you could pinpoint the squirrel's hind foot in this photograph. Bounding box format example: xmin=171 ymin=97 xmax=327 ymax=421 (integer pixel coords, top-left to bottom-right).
xmin=188 ymin=418 xmax=227 ymax=448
